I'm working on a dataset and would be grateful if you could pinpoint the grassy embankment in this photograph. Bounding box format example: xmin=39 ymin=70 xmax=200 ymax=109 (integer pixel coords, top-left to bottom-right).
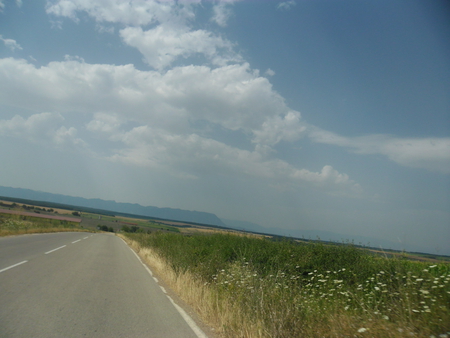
xmin=122 ymin=232 xmax=450 ymax=338
xmin=0 ymin=212 xmax=89 ymax=236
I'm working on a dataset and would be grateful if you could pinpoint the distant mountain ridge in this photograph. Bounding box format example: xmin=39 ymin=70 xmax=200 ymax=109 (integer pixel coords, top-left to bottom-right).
xmin=0 ymin=186 xmax=226 ymax=227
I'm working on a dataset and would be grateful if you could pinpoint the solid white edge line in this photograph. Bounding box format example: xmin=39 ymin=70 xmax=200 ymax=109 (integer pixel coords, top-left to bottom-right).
xmin=119 ymin=237 xmax=208 ymax=338
xmin=0 ymin=260 xmax=28 ymax=273
xmin=167 ymin=296 xmax=209 ymax=338
xmin=45 ymin=245 xmax=66 ymax=254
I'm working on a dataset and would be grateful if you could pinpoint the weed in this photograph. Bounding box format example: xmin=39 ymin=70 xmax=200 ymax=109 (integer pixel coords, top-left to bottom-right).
xmin=125 ymin=232 xmax=450 ymax=338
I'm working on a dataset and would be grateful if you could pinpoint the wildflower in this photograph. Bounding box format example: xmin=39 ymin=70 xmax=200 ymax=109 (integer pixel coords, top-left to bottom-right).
xmin=382 ymin=315 xmax=389 ymax=320
xmin=357 ymin=328 xmax=368 ymax=333
xmin=420 ymin=289 xmax=430 ymax=294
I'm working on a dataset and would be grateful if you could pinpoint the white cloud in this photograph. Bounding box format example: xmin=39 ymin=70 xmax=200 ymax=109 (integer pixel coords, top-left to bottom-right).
xmin=211 ymin=2 xmax=234 ymax=27
xmin=86 ymin=112 xmax=123 ymax=134
xmin=0 ymin=112 xmax=86 ymax=148
xmin=265 ymin=68 xmax=275 ymax=76
xmin=46 ymin=0 xmax=193 ymax=27
xmin=16 ymin=0 xmax=22 ymax=7
xmin=107 ymin=125 xmax=361 ymax=194
xmin=120 ymin=25 xmax=240 ymax=70
xmin=252 ymin=111 xmax=306 ymax=146
xmin=0 ymin=57 xmax=361 ymax=194
xmin=0 ymin=58 xmax=286 ymax=132
xmin=0 ymin=0 xmax=4 ymax=11
xmin=0 ymin=35 xmax=23 ymax=51
xmin=309 ymin=127 xmax=450 ymax=174
xmin=277 ymin=1 xmax=296 ymax=11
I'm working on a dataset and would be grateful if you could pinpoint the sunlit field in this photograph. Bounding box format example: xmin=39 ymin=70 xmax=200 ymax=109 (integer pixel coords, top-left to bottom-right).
xmin=124 ymin=232 xmax=450 ymax=338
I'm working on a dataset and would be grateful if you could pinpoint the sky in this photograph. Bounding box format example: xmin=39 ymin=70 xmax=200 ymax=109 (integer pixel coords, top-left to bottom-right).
xmin=0 ymin=0 xmax=449 ymax=254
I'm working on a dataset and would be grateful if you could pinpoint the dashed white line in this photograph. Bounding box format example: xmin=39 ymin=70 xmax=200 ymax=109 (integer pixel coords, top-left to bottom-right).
xmin=0 ymin=260 xmax=28 ymax=273
xmin=45 ymin=245 xmax=66 ymax=254
xmin=83 ymin=237 xmax=89 ymax=239
xmin=72 ymin=239 xmax=81 ymax=244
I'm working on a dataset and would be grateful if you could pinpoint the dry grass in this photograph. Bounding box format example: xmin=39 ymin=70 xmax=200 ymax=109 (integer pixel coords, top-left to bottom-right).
xmin=119 ymin=234 xmax=232 ymax=337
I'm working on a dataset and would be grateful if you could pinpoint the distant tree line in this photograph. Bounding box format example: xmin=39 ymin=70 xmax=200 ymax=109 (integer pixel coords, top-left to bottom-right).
xmin=121 ymin=225 xmax=142 ymax=233
xmin=97 ymin=225 xmax=114 ymax=232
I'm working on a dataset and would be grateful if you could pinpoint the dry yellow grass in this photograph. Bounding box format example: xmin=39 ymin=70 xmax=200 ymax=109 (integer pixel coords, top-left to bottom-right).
xmin=119 ymin=234 xmax=233 ymax=337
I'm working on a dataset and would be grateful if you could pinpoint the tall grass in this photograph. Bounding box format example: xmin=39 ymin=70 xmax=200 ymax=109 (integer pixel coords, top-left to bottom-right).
xmin=0 ymin=213 xmax=88 ymax=236
xmin=124 ymin=232 xmax=450 ymax=338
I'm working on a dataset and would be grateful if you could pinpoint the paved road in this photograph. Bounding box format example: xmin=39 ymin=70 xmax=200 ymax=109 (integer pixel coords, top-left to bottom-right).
xmin=0 ymin=232 xmax=206 ymax=338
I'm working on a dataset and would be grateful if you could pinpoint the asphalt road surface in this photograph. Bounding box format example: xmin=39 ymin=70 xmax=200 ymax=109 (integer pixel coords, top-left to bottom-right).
xmin=0 ymin=232 xmax=206 ymax=338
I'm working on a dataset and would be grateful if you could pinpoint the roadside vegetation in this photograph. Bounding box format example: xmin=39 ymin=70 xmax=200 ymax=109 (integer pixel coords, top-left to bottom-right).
xmin=0 ymin=213 xmax=89 ymax=236
xmin=122 ymin=232 xmax=450 ymax=338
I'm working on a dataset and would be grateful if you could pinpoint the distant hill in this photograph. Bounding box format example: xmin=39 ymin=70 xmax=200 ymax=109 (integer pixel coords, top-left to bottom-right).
xmin=0 ymin=186 xmax=226 ymax=227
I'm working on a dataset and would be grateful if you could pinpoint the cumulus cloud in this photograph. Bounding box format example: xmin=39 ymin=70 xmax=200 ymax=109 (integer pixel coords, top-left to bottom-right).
xmin=0 ymin=56 xmax=360 ymax=194
xmin=120 ymin=25 xmax=240 ymax=70
xmin=211 ymin=1 xmax=237 ymax=27
xmin=252 ymin=111 xmax=306 ymax=146
xmin=0 ymin=58 xmax=286 ymax=132
xmin=86 ymin=112 xmax=123 ymax=134
xmin=0 ymin=112 xmax=86 ymax=148
xmin=309 ymin=127 xmax=450 ymax=174
xmin=0 ymin=36 xmax=23 ymax=51
xmin=265 ymin=68 xmax=275 ymax=76
xmin=107 ymin=125 xmax=361 ymax=194
xmin=46 ymin=0 xmax=182 ymax=26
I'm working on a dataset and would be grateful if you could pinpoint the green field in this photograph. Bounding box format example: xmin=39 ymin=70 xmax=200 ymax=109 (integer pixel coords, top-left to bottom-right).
xmin=125 ymin=231 xmax=450 ymax=338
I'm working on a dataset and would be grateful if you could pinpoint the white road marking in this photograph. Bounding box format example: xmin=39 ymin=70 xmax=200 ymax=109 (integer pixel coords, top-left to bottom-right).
xmin=167 ymin=296 xmax=208 ymax=338
xmin=45 ymin=245 xmax=66 ymax=254
xmin=83 ymin=237 xmax=89 ymax=239
xmin=72 ymin=239 xmax=81 ymax=244
xmin=0 ymin=260 xmax=28 ymax=273
xmin=160 ymin=286 xmax=167 ymax=293
xmin=121 ymin=237 xmax=208 ymax=338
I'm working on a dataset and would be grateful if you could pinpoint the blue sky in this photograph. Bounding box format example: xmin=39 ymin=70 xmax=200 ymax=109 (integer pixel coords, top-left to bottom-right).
xmin=0 ymin=0 xmax=449 ymax=254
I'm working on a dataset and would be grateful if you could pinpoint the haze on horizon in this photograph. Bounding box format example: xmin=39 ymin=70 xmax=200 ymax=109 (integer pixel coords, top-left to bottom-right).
xmin=0 ymin=0 xmax=449 ymax=255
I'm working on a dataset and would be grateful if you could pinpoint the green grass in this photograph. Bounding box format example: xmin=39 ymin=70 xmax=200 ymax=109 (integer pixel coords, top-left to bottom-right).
xmin=0 ymin=213 xmax=89 ymax=236
xmin=125 ymin=232 xmax=450 ymax=337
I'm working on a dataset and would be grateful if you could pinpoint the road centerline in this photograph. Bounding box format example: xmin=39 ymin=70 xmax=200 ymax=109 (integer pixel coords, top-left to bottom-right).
xmin=0 ymin=260 xmax=28 ymax=274
xmin=45 ymin=245 xmax=66 ymax=255
xmin=72 ymin=239 xmax=81 ymax=244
